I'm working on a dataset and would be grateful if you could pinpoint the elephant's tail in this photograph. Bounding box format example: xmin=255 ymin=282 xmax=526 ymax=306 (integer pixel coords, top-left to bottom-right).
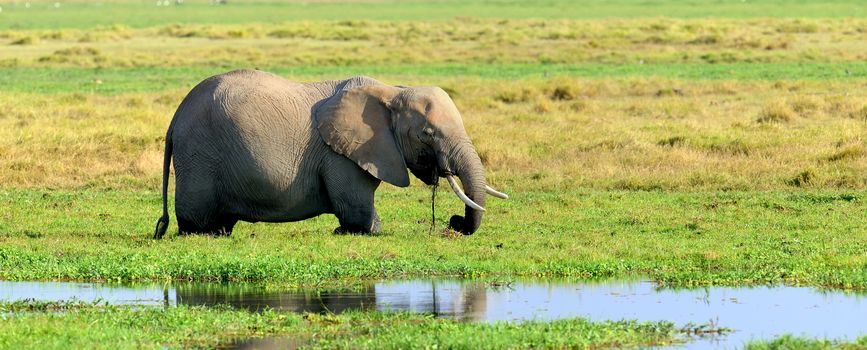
xmin=153 ymin=126 xmax=173 ymax=239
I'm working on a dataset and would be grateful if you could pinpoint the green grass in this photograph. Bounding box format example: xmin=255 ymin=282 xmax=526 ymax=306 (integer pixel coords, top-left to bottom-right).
xmin=0 ymin=301 xmax=683 ymax=349
xmin=2 ymin=63 xmax=867 ymax=94
xmin=1 ymin=188 xmax=864 ymax=289
xmin=2 ymin=300 xmax=863 ymax=350
xmin=746 ymin=335 xmax=867 ymax=350
xmin=3 ymin=0 xmax=867 ymax=30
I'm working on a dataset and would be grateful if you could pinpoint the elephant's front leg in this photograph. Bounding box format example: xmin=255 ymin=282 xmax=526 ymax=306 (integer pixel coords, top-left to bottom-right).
xmin=322 ymin=158 xmax=383 ymax=234
xmin=334 ymin=206 xmax=381 ymax=234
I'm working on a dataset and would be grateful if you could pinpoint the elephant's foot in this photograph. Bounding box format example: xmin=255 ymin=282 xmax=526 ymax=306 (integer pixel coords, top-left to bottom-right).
xmin=177 ymin=215 xmax=237 ymax=237
xmin=333 ymin=226 xmax=361 ymax=235
xmin=333 ymin=217 xmax=381 ymax=235
xmin=332 ymin=224 xmax=379 ymax=235
xmin=209 ymin=227 xmax=234 ymax=237
xmin=333 ymin=210 xmax=381 ymax=235
xmin=176 ymin=228 xmax=234 ymax=237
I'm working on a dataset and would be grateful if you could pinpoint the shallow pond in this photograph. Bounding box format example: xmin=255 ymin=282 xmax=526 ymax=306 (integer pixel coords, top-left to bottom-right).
xmin=2 ymin=279 xmax=865 ymax=349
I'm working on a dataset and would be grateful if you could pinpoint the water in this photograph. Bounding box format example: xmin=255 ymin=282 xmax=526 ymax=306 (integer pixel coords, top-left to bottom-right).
xmin=2 ymin=279 xmax=865 ymax=349
xmin=0 ymin=281 xmax=170 ymax=307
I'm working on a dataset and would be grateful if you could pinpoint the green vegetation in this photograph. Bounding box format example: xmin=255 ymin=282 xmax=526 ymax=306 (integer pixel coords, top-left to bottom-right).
xmin=1 ymin=64 xmax=867 ymax=94
xmin=1 ymin=0 xmax=866 ymax=348
xmin=746 ymin=335 xmax=867 ymax=350
xmin=3 ymin=0 xmax=867 ymax=31
xmin=0 ymin=301 xmax=683 ymax=349
xmin=1 ymin=189 xmax=864 ymax=289
xmin=3 ymin=299 xmax=864 ymax=349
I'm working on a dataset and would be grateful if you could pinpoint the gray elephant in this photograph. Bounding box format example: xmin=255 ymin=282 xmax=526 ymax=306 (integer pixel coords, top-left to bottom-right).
xmin=153 ymin=69 xmax=507 ymax=238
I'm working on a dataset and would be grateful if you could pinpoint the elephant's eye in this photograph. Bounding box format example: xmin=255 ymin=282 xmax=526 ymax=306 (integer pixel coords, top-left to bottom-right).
xmin=423 ymin=127 xmax=434 ymax=136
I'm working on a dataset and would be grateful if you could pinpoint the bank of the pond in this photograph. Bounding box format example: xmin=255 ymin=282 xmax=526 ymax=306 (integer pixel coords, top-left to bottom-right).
xmin=0 ymin=301 xmax=683 ymax=350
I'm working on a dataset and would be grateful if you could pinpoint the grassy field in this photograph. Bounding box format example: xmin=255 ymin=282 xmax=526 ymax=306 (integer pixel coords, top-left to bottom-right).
xmin=1 ymin=189 xmax=865 ymax=289
xmin=1 ymin=0 xmax=866 ymax=348
xmin=3 ymin=1 xmax=867 ymax=30
xmin=5 ymin=18 xmax=867 ymax=68
xmin=746 ymin=336 xmax=867 ymax=350
xmin=0 ymin=300 xmax=688 ymax=350
xmin=1 ymin=300 xmax=864 ymax=349
xmin=2 ymin=64 xmax=867 ymax=94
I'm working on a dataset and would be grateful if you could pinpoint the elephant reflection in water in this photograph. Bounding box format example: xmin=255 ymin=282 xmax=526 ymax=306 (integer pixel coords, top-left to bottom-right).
xmin=374 ymin=281 xmax=488 ymax=321
xmin=171 ymin=281 xmax=489 ymax=320
xmin=174 ymin=284 xmax=377 ymax=313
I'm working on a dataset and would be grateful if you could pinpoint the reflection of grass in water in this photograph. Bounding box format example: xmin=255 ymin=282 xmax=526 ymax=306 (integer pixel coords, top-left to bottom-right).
xmin=680 ymin=317 xmax=732 ymax=340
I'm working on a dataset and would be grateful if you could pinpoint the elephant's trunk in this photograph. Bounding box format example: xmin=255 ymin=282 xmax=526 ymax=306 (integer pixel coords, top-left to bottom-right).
xmin=445 ymin=141 xmax=487 ymax=235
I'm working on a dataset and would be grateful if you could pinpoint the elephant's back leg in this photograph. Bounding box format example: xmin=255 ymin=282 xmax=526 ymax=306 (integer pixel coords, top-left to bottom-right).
xmin=174 ymin=169 xmax=239 ymax=235
xmin=172 ymin=129 xmax=239 ymax=235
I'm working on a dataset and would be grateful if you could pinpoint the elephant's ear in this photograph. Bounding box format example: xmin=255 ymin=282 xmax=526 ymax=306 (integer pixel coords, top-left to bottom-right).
xmin=316 ymin=85 xmax=410 ymax=187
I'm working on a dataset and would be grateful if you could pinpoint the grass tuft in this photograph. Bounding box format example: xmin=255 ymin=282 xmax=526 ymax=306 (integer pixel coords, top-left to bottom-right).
xmin=658 ymin=136 xmax=687 ymax=147
xmin=788 ymin=95 xmax=824 ymax=116
xmin=494 ymin=87 xmax=536 ymax=103
xmin=9 ymin=36 xmax=38 ymax=45
xmin=849 ymin=105 xmax=867 ymax=120
xmin=533 ymin=96 xmax=553 ymax=113
xmin=757 ymin=100 xmax=795 ymax=123
xmin=826 ymin=145 xmax=865 ymax=162
xmin=549 ymin=85 xmax=579 ymax=101
xmin=787 ymin=169 xmax=817 ymax=187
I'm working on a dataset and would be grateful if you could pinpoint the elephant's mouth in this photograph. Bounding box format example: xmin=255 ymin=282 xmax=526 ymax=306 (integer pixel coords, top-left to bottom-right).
xmin=408 ymin=155 xmax=438 ymax=185
xmin=409 ymin=151 xmax=453 ymax=185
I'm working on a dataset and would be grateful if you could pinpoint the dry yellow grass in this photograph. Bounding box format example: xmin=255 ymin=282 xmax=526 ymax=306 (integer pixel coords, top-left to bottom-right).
xmin=756 ymin=100 xmax=795 ymax=123
xmin=1 ymin=77 xmax=864 ymax=191
xmin=3 ymin=18 xmax=867 ymax=68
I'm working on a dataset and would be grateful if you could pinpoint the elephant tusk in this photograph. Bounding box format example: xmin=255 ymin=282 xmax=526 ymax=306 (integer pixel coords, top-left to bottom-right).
xmin=485 ymin=185 xmax=509 ymax=199
xmin=446 ymin=175 xmax=485 ymax=212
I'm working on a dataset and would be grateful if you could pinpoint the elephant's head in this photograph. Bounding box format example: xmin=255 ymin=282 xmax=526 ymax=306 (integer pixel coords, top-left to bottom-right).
xmin=316 ymin=83 xmax=507 ymax=234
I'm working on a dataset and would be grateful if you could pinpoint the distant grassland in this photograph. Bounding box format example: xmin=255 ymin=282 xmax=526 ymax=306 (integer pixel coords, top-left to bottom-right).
xmin=3 ymin=0 xmax=867 ymax=30
xmin=2 ymin=63 xmax=867 ymax=94
xmin=4 ymin=18 xmax=867 ymax=68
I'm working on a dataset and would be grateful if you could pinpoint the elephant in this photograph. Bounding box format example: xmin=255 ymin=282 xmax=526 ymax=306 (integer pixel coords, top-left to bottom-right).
xmin=153 ymin=69 xmax=507 ymax=238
